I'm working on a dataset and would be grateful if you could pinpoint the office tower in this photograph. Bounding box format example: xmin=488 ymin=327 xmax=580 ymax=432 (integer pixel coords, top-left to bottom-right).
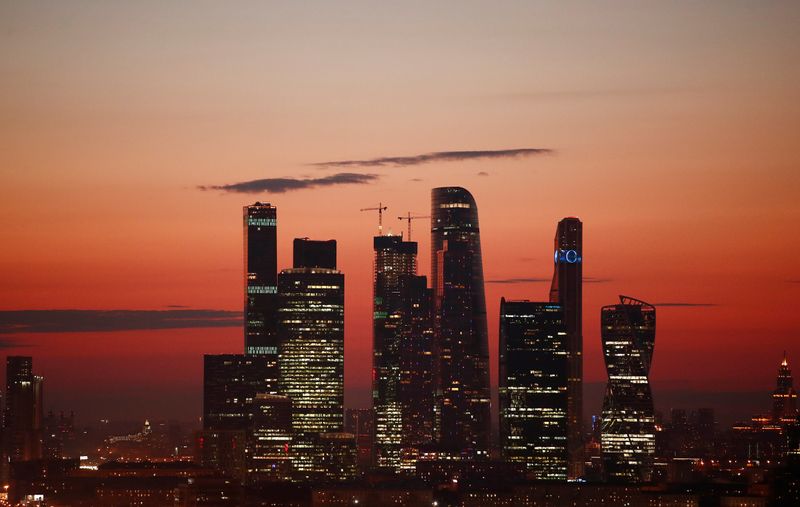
xmin=3 ymin=357 xmax=43 ymax=465
xmin=499 ymin=299 xmax=569 ymax=480
xmin=549 ymin=217 xmax=583 ymax=479
xmin=248 ymin=394 xmax=292 ymax=483
xmin=772 ymin=353 xmax=798 ymax=423
xmin=600 ymin=296 xmax=656 ymax=483
xmin=244 ymin=202 xmax=279 ymax=363
xmin=345 ymin=409 xmax=374 ymax=474
xmin=201 ymin=354 xmax=275 ymax=482
xmin=397 ymin=274 xmax=435 ymax=471
xmin=278 ymin=239 xmax=344 ymax=479
xmin=430 ymin=187 xmax=491 ymax=456
xmin=293 ymin=238 xmax=337 ymax=270
xmin=372 ymin=235 xmax=418 ymax=470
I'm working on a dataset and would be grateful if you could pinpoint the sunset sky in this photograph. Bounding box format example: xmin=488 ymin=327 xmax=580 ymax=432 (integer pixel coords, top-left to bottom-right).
xmin=1 ymin=1 xmax=799 ymax=425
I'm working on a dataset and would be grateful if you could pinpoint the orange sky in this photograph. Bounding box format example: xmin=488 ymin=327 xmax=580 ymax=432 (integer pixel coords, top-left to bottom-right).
xmin=1 ymin=1 xmax=799 ymax=423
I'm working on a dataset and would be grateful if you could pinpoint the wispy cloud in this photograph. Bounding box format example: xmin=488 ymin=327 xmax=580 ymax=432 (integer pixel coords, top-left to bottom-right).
xmin=492 ymin=87 xmax=693 ymax=101
xmin=787 ymin=280 xmax=800 ymax=284
xmin=312 ymin=148 xmax=552 ymax=168
xmin=487 ymin=277 xmax=550 ymax=284
xmin=0 ymin=309 xmax=242 ymax=334
xmin=652 ymin=302 xmax=718 ymax=308
xmin=199 ymin=173 xmax=379 ymax=194
xmin=584 ymin=277 xmax=613 ymax=284
xmin=477 ymin=171 xmax=489 ymax=176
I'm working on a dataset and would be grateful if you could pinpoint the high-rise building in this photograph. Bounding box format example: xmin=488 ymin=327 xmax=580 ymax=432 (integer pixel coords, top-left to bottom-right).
xmin=397 ymin=274 xmax=435 ymax=471
xmin=293 ymin=238 xmax=337 ymax=270
xmin=549 ymin=217 xmax=583 ymax=479
xmin=3 ymin=356 xmax=43 ymax=466
xmin=248 ymin=394 xmax=292 ymax=483
xmin=430 ymin=187 xmax=491 ymax=457
xmin=600 ymin=296 xmax=656 ymax=483
xmin=499 ymin=300 xmax=569 ymax=480
xmin=278 ymin=239 xmax=345 ymax=479
xmin=772 ymin=353 xmax=798 ymax=424
xmin=372 ymin=235 xmax=418 ymax=470
xmin=201 ymin=354 xmax=277 ymax=483
xmin=244 ymin=203 xmax=279 ymax=366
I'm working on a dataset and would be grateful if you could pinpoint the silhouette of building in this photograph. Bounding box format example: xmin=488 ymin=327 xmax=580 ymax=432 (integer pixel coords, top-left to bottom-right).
xmin=248 ymin=394 xmax=292 ymax=483
xmin=278 ymin=239 xmax=345 ymax=480
xmin=397 ymin=274 xmax=435 ymax=471
xmin=3 ymin=356 xmax=44 ymax=476
xmin=600 ymin=296 xmax=656 ymax=483
xmin=772 ymin=353 xmax=798 ymax=424
xmin=549 ymin=217 xmax=583 ymax=478
xmin=293 ymin=238 xmax=337 ymax=270
xmin=372 ymin=234 xmax=418 ymax=470
xmin=244 ymin=202 xmax=280 ymax=372
xmin=430 ymin=187 xmax=491 ymax=458
xmin=499 ymin=299 xmax=569 ymax=480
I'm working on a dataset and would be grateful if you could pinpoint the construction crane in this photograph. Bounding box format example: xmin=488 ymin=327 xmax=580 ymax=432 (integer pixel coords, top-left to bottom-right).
xmin=397 ymin=212 xmax=430 ymax=240
xmin=360 ymin=202 xmax=388 ymax=234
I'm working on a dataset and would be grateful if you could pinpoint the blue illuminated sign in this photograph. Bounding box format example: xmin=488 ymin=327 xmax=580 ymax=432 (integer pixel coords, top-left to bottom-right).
xmin=554 ymin=249 xmax=581 ymax=264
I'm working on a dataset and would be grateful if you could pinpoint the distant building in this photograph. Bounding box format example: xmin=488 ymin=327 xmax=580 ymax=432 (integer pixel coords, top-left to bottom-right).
xmin=344 ymin=409 xmax=373 ymax=473
xmin=3 ymin=356 xmax=44 ymax=475
xmin=372 ymin=234 xmax=418 ymax=470
xmin=772 ymin=353 xmax=798 ymax=424
xmin=244 ymin=202 xmax=280 ymax=367
xmin=431 ymin=187 xmax=491 ymax=457
xmin=248 ymin=394 xmax=292 ymax=483
xmin=499 ymin=299 xmax=569 ymax=480
xmin=549 ymin=217 xmax=584 ymax=479
xmin=293 ymin=238 xmax=337 ymax=270
xmin=600 ymin=296 xmax=657 ymax=483
xmin=278 ymin=239 xmax=345 ymax=480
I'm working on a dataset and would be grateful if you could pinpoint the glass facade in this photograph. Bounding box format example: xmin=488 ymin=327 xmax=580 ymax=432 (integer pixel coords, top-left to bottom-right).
xmin=244 ymin=203 xmax=280 ymax=389
xmin=600 ymin=296 xmax=656 ymax=483
xmin=549 ymin=217 xmax=583 ymax=479
xmin=499 ymin=300 xmax=569 ymax=480
xmin=278 ymin=260 xmax=344 ymax=479
xmin=430 ymin=187 xmax=491 ymax=456
xmin=372 ymin=235 xmax=418 ymax=470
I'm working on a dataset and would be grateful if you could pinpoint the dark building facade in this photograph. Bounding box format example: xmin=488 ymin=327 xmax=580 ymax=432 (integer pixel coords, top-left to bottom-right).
xmin=293 ymin=238 xmax=337 ymax=270
xmin=278 ymin=240 xmax=345 ymax=479
xmin=549 ymin=217 xmax=583 ymax=479
xmin=772 ymin=353 xmax=798 ymax=424
xmin=372 ymin=235 xmax=418 ymax=470
xmin=430 ymin=187 xmax=491 ymax=457
xmin=244 ymin=202 xmax=279 ymax=369
xmin=600 ymin=296 xmax=657 ymax=483
xmin=499 ymin=300 xmax=569 ymax=480
xmin=4 ymin=356 xmax=43 ymax=472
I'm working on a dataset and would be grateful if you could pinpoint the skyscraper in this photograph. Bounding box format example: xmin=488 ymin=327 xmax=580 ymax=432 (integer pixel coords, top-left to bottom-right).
xmin=3 ymin=356 xmax=43 ymax=464
xmin=244 ymin=203 xmax=279 ymax=366
xmin=772 ymin=353 xmax=798 ymax=424
xmin=600 ymin=296 xmax=656 ymax=483
xmin=549 ymin=217 xmax=583 ymax=479
xmin=372 ymin=234 xmax=418 ymax=470
xmin=499 ymin=300 xmax=569 ymax=480
xmin=430 ymin=187 xmax=491 ymax=457
xmin=278 ymin=239 xmax=345 ymax=479
xmin=293 ymin=238 xmax=337 ymax=270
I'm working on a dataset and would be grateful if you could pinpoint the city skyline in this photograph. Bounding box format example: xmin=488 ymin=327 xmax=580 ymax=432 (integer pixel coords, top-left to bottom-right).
xmin=1 ymin=1 xmax=799 ymax=429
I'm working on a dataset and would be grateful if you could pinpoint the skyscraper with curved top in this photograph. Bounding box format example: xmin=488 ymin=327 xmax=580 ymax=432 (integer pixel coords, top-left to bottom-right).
xmin=600 ymin=295 xmax=656 ymax=483
xmin=430 ymin=187 xmax=490 ymax=456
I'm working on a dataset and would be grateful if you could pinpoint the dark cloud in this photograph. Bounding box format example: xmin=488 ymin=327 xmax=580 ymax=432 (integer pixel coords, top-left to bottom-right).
xmin=312 ymin=148 xmax=552 ymax=168
xmin=477 ymin=171 xmax=489 ymax=176
xmin=0 ymin=309 xmax=242 ymax=334
xmin=487 ymin=277 xmax=549 ymax=284
xmin=652 ymin=303 xmax=718 ymax=308
xmin=199 ymin=173 xmax=379 ymax=194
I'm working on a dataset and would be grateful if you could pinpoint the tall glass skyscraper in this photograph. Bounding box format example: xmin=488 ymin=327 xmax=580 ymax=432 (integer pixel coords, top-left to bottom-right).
xmin=499 ymin=300 xmax=569 ymax=480
xmin=430 ymin=187 xmax=490 ymax=456
xmin=3 ymin=356 xmax=43 ymax=469
xmin=549 ymin=217 xmax=583 ymax=478
xmin=372 ymin=235 xmax=418 ymax=470
xmin=772 ymin=353 xmax=798 ymax=423
xmin=244 ymin=203 xmax=279 ymax=381
xmin=278 ymin=239 xmax=344 ymax=479
xmin=600 ymin=296 xmax=656 ymax=483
